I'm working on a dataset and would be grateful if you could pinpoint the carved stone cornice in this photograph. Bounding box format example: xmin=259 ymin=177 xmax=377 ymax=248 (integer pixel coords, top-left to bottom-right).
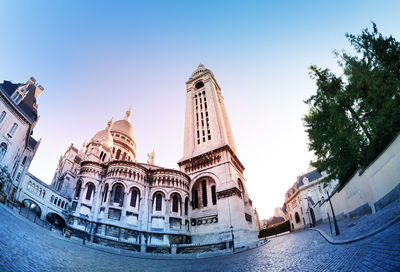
xmin=216 ymin=187 xmax=242 ymax=199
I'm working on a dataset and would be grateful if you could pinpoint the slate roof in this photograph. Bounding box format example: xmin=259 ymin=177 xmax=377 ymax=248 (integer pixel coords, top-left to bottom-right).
xmin=286 ymin=169 xmax=323 ymax=199
xmin=0 ymin=80 xmax=38 ymax=123
xmin=28 ymin=136 xmax=39 ymax=150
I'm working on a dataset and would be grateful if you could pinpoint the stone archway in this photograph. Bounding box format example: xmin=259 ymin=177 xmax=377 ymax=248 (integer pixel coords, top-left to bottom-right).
xmin=46 ymin=213 xmax=66 ymax=229
xmin=21 ymin=199 xmax=42 ymax=217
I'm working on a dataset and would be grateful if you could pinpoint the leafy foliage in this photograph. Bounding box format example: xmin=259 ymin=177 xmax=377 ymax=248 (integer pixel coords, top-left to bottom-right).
xmin=0 ymin=166 xmax=12 ymax=186
xmin=304 ymin=23 xmax=400 ymax=184
xmin=258 ymin=220 xmax=290 ymax=238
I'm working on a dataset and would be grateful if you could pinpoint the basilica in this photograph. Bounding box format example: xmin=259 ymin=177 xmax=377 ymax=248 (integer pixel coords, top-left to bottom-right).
xmin=51 ymin=65 xmax=257 ymax=252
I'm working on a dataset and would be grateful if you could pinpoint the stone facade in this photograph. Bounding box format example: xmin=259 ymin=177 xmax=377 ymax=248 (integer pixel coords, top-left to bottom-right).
xmin=284 ymin=168 xmax=338 ymax=231
xmin=17 ymin=172 xmax=69 ymax=228
xmin=51 ymin=65 xmax=257 ymax=251
xmin=0 ymin=78 xmax=42 ymax=201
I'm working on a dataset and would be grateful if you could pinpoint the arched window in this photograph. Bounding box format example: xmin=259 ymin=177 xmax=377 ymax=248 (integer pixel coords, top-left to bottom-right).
xmin=9 ymin=123 xmax=18 ymax=136
xmin=99 ymin=151 xmax=104 ymax=160
xmin=201 ymin=180 xmax=207 ymax=207
xmin=42 ymin=190 xmax=46 ymax=198
xmin=130 ymin=189 xmax=138 ymax=207
xmin=195 ymin=81 xmax=204 ymax=89
xmin=103 ymin=184 xmax=109 ymax=202
xmin=57 ymin=199 xmax=61 ymax=206
xmin=211 ymin=185 xmax=217 ymax=205
xmin=61 ymin=201 xmax=65 ymax=209
xmin=51 ymin=195 xmax=54 ymax=203
xmin=116 ymin=149 xmax=121 ymax=160
xmin=185 ymin=198 xmax=189 ymax=215
xmin=0 ymin=111 xmax=6 ymax=124
xmin=295 ymin=212 xmax=300 ymax=223
xmin=113 ymin=185 xmax=123 ymax=203
xmin=86 ymin=183 xmax=94 ymax=200
xmin=193 ymin=190 xmax=199 ymax=209
xmin=155 ymin=193 xmax=162 ymax=211
xmin=75 ymin=180 xmax=82 ymax=198
xmin=121 ymin=152 xmax=126 ymax=161
xmin=0 ymin=142 xmax=7 ymax=163
xmin=172 ymin=195 xmax=179 ymax=213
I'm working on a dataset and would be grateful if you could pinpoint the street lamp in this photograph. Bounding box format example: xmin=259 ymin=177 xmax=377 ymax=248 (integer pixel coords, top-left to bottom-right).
xmin=230 ymin=225 xmax=234 ymax=252
xmin=323 ymin=183 xmax=340 ymax=236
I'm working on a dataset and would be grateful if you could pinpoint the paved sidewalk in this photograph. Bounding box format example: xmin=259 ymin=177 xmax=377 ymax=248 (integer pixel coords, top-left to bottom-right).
xmin=314 ymin=199 xmax=400 ymax=242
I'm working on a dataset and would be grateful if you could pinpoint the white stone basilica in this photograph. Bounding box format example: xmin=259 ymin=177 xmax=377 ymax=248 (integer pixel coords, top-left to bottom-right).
xmin=52 ymin=65 xmax=257 ymax=252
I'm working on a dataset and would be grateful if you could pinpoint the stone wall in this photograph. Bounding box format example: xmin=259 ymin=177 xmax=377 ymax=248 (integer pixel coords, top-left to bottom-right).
xmin=320 ymin=134 xmax=400 ymax=221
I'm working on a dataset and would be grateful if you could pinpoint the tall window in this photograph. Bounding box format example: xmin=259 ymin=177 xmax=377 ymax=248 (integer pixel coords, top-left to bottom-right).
xmin=9 ymin=123 xmax=18 ymax=136
xmin=75 ymin=181 xmax=82 ymax=198
xmin=103 ymin=184 xmax=109 ymax=202
xmin=113 ymin=185 xmax=123 ymax=203
xmin=121 ymin=152 xmax=126 ymax=161
xmin=130 ymin=189 xmax=138 ymax=207
xmin=21 ymin=156 xmax=27 ymax=166
xmin=172 ymin=195 xmax=179 ymax=213
xmin=193 ymin=190 xmax=199 ymax=209
xmin=0 ymin=142 xmax=7 ymax=163
xmin=202 ymin=180 xmax=207 ymax=207
xmin=155 ymin=193 xmax=162 ymax=211
xmin=211 ymin=185 xmax=217 ymax=205
xmin=86 ymin=184 xmax=94 ymax=200
xmin=185 ymin=198 xmax=189 ymax=215
xmin=0 ymin=111 xmax=6 ymax=124
xmin=116 ymin=149 xmax=121 ymax=160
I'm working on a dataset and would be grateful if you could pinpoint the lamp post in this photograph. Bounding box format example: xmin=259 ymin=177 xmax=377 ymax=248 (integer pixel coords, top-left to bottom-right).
xmin=323 ymin=183 xmax=340 ymax=236
xmin=230 ymin=225 xmax=234 ymax=252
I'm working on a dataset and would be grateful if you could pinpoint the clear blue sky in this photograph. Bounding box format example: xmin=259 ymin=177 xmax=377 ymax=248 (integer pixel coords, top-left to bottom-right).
xmin=1 ymin=0 xmax=399 ymax=219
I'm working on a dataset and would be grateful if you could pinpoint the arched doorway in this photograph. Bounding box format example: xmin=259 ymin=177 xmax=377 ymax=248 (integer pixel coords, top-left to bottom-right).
xmin=22 ymin=199 xmax=42 ymax=217
xmin=295 ymin=212 xmax=300 ymax=223
xmin=46 ymin=213 xmax=66 ymax=229
xmin=310 ymin=208 xmax=316 ymax=227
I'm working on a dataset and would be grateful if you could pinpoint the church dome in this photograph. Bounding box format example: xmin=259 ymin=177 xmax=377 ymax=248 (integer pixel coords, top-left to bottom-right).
xmin=91 ymin=128 xmax=113 ymax=148
xmin=111 ymin=119 xmax=136 ymax=141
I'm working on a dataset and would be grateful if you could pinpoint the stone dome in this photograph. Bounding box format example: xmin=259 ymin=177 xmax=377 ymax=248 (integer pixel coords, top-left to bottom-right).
xmin=91 ymin=129 xmax=113 ymax=148
xmin=190 ymin=64 xmax=213 ymax=79
xmin=111 ymin=119 xmax=136 ymax=141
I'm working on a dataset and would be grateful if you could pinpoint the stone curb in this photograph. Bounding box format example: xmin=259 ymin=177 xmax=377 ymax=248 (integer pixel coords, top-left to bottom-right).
xmin=310 ymin=214 xmax=400 ymax=245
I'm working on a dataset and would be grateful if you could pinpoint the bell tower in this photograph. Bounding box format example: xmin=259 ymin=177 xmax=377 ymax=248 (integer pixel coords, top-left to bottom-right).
xmin=178 ymin=64 xmax=257 ymax=248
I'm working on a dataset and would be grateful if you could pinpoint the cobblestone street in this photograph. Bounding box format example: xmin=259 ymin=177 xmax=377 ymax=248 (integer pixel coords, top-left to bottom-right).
xmin=1 ymin=204 xmax=399 ymax=272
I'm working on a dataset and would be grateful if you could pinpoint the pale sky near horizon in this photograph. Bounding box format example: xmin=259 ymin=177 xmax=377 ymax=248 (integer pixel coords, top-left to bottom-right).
xmin=0 ymin=1 xmax=399 ymax=219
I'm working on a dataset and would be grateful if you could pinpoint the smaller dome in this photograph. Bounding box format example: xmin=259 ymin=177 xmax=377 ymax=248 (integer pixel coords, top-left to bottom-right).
xmin=91 ymin=129 xmax=113 ymax=148
xmin=190 ymin=64 xmax=213 ymax=79
xmin=90 ymin=118 xmax=114 ymax=148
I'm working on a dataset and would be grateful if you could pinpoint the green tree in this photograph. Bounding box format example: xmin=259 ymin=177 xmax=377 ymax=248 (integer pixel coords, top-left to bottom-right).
xmin=304 ymin=23 xmax=400 ymax=184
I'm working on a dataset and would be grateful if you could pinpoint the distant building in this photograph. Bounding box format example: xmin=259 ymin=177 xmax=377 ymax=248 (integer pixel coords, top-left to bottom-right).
xmin=274 ymin=207 xmax=284 ymax=218
xmin=0 ymin=78 xmax=43 ymax=201
xmin=284 ymin=168 xmax=338 ymax=231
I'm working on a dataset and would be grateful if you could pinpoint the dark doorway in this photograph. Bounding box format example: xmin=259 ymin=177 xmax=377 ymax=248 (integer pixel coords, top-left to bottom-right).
xmin=310 ymin=208 xmax=316 ymax=227
xmin=22 ymin=199 xmax=42 ymax=217
xmin=46 ymin=213 xmax=66 ymax=229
